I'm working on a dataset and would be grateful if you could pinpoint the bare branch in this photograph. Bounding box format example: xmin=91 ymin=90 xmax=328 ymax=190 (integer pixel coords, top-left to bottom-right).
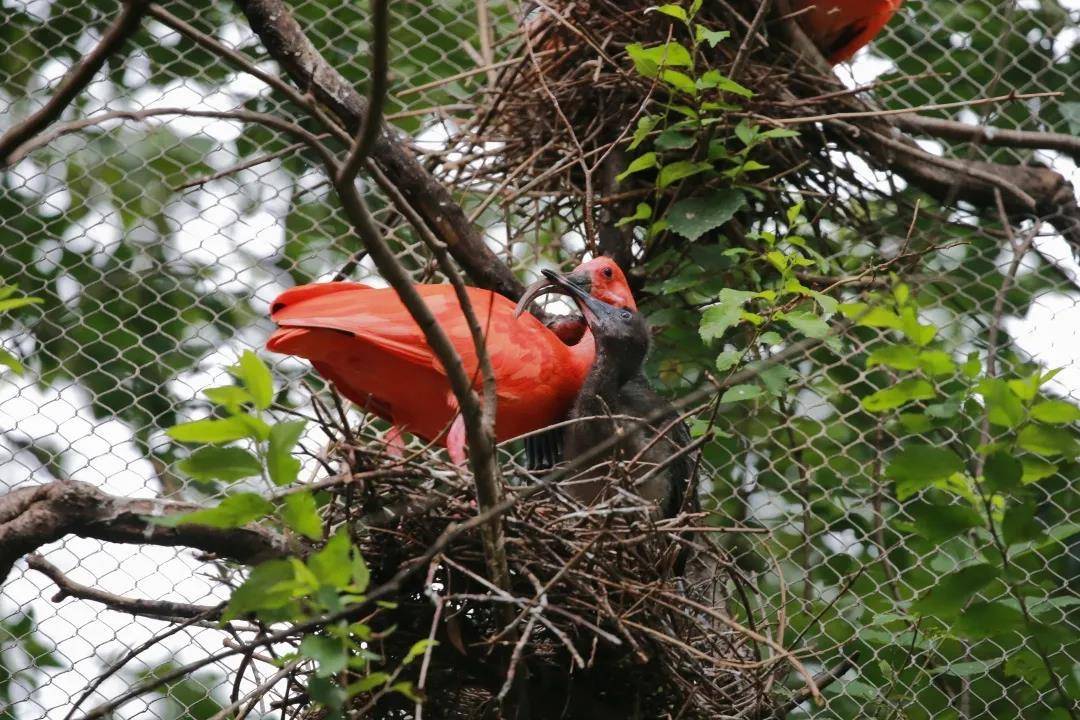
xmin=895 ymin=114 xmax=1080 ymax=162
xmin=0 ymin=0 xmax=150 ymax=167
xmin=27 ymin=553 xmax=222 ymax=620
xmin=0 ymin=481 xmax=288 ymax=582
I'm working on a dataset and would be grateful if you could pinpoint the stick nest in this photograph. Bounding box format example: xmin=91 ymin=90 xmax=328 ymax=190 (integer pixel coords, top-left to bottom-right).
xmin=319 ymin=431 xmax=793 ymax=720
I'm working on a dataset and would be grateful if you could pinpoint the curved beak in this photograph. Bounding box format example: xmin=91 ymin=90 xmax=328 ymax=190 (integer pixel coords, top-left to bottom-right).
xmin=514 ymin=268 xmax=592 ymax=318
xmin=530 ymin=269 xmax=614 ymax=328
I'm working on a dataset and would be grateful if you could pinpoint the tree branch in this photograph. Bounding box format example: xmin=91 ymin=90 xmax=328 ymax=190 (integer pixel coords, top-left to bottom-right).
xmin=771 ymin=1 xmax=1080 ymax=250
xmin=0 ymin=480 xmax=288 ymax=582
xmin=0 ymin=0 xmax=150 ymax=167
xmin=234 ymin=0 xmax=524 ymax=299
xmin=893 ymin=114 xmax=1080 ymax=163
xmin=26 ymin=553 xmax=222 ymax=620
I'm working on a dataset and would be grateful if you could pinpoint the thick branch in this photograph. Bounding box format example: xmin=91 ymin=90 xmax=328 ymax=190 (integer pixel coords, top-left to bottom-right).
xmin=0 ymin=480 xmax=287 ymax=582
xmin=0 ymin=0 xmax=149 ymax=166
xmin=234 ymin=0 xmax=524 ymax=299
xmin=894 ymin=114 xmax=1080 ymax=163
xmin=27 ymin=553 xmax=221 ymax=620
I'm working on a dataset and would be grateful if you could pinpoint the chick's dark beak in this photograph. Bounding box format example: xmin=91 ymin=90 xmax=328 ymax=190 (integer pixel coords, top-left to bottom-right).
xmin=533 ymin=269 xmax=617 ymax=329
xmin=513 ymin=268 xmax=592 ymax=318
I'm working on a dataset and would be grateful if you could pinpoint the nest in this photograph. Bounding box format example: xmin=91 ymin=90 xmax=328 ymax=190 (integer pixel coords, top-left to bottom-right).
xmin=433 ymin=0 xmax=906 ymax=267
xmin=309 ymin=427 xmax=799 ymax=720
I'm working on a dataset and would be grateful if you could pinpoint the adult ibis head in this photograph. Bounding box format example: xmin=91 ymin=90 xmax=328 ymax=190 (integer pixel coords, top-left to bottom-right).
xmin=515 ymin=257 xmax=636 ymax=317
xmin=534 ymin=268 xmax=649 ymax=381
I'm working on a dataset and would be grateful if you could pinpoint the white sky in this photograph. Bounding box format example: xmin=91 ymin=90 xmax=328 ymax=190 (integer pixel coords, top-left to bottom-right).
xmin=2 ymin=3 xmax=1080 ymax=718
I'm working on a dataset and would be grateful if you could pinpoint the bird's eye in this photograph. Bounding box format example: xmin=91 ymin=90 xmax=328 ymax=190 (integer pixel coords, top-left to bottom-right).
xmin=620 ymin=310 xmax=632 ymax=321
xmin=602 ymin=267 xmax=614 ymax=279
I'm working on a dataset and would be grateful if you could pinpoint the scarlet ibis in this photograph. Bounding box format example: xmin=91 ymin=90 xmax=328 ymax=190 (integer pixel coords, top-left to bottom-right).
xmin=525 ymin=269 xmax=693 ymax=518
xmin=266 ymin=258 xmax=635 ymax=465
xmin=793 ymin=0 xmax=903 ymax=64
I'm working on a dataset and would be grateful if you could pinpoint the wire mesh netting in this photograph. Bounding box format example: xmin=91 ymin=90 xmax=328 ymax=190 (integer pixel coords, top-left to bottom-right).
xmin=1 ymin=0 xmax=1079 ymax=718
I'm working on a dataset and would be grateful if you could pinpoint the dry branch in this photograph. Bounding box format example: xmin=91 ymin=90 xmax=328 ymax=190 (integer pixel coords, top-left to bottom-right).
xmin=0 ymin=480 xmax=288 ymax=582
xmin=26 ymin=553 xmax=222 ymax=620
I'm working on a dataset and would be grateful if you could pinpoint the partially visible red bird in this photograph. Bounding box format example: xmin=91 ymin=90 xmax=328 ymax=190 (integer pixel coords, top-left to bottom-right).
xmin=266 ymin=258 xmax=636 ymax=464
xmin=793 ymin=0 xmax=903 ymax=64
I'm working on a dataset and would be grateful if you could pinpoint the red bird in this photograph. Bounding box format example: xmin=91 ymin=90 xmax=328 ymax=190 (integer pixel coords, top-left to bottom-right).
xmin=266 ymin=258 xmax=636 ymax=464
xmin=793 ymin=0 xmax=903 ymax=64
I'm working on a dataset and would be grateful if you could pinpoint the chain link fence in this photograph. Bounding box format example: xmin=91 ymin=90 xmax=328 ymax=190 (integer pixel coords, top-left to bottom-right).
xmin=1 ymin=1 xmax=1079 ymax=718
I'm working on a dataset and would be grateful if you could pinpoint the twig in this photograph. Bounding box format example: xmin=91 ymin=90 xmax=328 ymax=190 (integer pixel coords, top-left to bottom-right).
xmin=337 ymin=0 xmax=390 ymax=187
xmin=27 ymin=554 xmax=221 ymax=619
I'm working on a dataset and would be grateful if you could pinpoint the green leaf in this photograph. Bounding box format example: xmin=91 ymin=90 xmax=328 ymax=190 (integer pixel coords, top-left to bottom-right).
xmin=1004 ymin=650 xmax=1051 ymax=689
xmin=657 ymin=160 xmax=712 ymax=189
xmin=268 ymin=420 xmax=307 ymax=486
xmin=866 ymin=345 xmax=920 ymax=371
xmin=721 ymin=384 xmax=762 ymax=403
xmin=0 ymin=347 xmax=25 ymax=375
xmin=912 ymin=502 xmax=983 ymax=542
xmin=917 ymin=350 xmax=956 ymax=376
xmin=839 ymin=303 xmax=901 ymax=329
xmin=203 ymin=386 xmax=255 ymax=412
xmin=977 ymin=379 xmax=1024 ymax=429
xmin=235 ymin=351 xmax=273 ymax=410
xmin=1021 ymin=458 xmax=1058 ymax=485
xmin=616 ymin=152 xmax=657 ymax=182
xmin=711 ymin=75 xmax=754 ymax=98
xmin=389 ymin=681 xmax=422 ymax=703
xmin=403 ymin=639 xmax=437 ymax=665
xmin=699 ymin=289 xmax=758 ymax=342
xmin=715 ymin=349 xmax=742 ymax=372
xmin=178 ymin=447 xmax=262 ymax=482
xmin=348 ymin=673 xmax=391 ymax=696
xmin=654 ymin=128 xmax=696 ymax=151
xmin=1018 ymin=425 xmax=1080 ymax=458
xmin=625 ymin=42 xmax=692 ymax=77
xmin=861 ymin=379 xmax=935 ymax=413
xmin=160 ymin=492 xmax=273 ymax=529
xmin=351 ymin=547 xmax=371 ymax=593
xmin=660 ymin=69 xmax=697 ymax=94
xmin=695 ymin=25 xmax=730 ymax=47
xmin=1002 ymin=501 xmax=1043 ymax=546
xmin=225 ymin=560 xmax=298 ymax=619
xmin=912 ymin=564 xmax=998 ymax=617
xmin=167 ymin=416 xmax=266 ymax=444
xmin=779 ymin=311 xmax=829 ymax=339
xmin=953 ymin=602 xmax=1025 ymax=640
xmin=301 ymin=635 xmax=347 ymax=678
xmin=1030 ymin=400 xmax=1080 ymax=425
xmin=886 ymin=445 xmax=964 ymax=500
xmin=0 ymin=297 xmax=43 ymax=312
xmin=628 ymin=116 xmax=659 ymax=151
xmin=666 ymin=190 xmax=746 ymax=241
xmin=309 ymin=530 xmax=352 ymax=588
xmin=650 ymin=4 xmax=688 ymax=21
xmin=983 ymin=452 xmax=1022 ymax=494
xmin=281 ymin=491 xmax=323 ymax=540
xmin=616 ymin=203 xmax=652 ymax=228
xmin=900 ymin=308 xmax=937 ymax=347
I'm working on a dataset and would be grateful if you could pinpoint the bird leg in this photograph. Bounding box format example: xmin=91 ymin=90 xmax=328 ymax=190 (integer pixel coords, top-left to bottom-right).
xmin=384 ymin=424 xmax=407 ymax=459
xmin=447 ymin=413 xmax=468 ymax=466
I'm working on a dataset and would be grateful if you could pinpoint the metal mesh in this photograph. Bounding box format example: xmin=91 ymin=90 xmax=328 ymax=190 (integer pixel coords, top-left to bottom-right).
xmin=1 ymin=1 xmax=1078 ymax=718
